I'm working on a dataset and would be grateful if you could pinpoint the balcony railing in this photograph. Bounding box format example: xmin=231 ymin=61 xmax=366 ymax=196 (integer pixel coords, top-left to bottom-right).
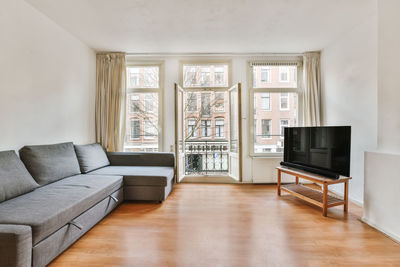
xmin=184 ymin=140 xmax=229 ymax=175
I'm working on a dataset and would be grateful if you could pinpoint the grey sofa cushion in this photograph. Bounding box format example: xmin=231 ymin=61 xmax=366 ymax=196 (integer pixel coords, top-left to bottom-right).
xmin=19 ymin=142 xmax=81 ymax=185
xmin=89 ymin=166 xmax=174 ymax=186
xmin=0 ymin=174 xmax=123 ymax=245
xmin=74 ymin=143 xmax=110 ymax=173
xmin=0 ymin=150 xmax=39 ymax=203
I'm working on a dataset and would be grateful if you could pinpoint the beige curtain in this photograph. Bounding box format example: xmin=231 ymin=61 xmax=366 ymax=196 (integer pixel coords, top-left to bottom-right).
xmin=302 ymin=51 xmax=321 ymax=126
xmin=96 ymin=52 xmax=126 ymax=152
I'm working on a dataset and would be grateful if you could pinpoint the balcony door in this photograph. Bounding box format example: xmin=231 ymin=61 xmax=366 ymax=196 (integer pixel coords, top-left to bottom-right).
xmin=174 ymin=83 xmax=242 ymax=183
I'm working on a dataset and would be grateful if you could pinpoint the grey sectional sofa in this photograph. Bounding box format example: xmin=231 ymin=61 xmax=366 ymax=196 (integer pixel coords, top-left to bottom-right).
xmin=0 ymin=142 xmax=175 ymax=267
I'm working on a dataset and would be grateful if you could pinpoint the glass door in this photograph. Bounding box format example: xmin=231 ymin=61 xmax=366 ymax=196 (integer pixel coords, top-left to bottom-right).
xmin=175 ymin=83 xmax=242 ymax=183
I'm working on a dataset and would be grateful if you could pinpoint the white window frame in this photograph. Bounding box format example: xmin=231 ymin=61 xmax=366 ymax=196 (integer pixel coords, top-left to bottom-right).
xmin=215 ymin=118 xmax=225 ymax=138
xmin=187 ymin=119 xmax=198 ymax=138
xmin=261 ymin=67 xmax=271 ymax=83
xmin=280 ymin=93 xmax=290 ymax=111
xmin=126 ymin=61 xmax=164 ymax=151
xmin=248 ymin=59 xmax=302 ymax=157
xmin=280 ymin=119 xmax=289 ymax=139
xmin=201 ymin=119 xmax=212 ymax=138
xmin=260 ymin=93 xmax=271 ymax=111
xmin=130 ymin=119 xmax=140 ymax=140
xmin=279 ymin=66 xmax=289 ymax=82
xmin=261 ymin=119 xmax=272 ymax=139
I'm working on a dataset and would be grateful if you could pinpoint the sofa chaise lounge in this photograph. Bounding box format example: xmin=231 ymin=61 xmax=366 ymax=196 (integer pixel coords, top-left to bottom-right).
xmin=0 ymin=142 xmax=175 ymax=267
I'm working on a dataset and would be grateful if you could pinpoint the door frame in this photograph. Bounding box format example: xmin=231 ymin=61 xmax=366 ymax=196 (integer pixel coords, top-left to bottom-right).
xmin=174 ymin=83 xmax=242 ymax=183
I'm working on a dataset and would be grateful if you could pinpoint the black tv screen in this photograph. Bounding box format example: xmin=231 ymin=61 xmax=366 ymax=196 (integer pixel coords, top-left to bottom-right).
xmin=283 ymin=126 xmax=351 ymax=178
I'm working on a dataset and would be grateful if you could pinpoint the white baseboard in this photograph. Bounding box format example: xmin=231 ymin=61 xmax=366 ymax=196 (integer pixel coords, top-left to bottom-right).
xmin=361 ymin=217 xmax=400 ymax=244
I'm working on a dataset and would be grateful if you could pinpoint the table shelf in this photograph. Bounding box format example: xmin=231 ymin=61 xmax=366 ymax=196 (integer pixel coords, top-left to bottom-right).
xmin=276 ymin=166 xmax=351 ymax=216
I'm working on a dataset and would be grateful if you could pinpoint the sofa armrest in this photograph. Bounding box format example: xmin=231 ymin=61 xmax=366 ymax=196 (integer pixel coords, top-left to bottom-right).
xmin=107 ymin=152 xmax=175 ymax=167
xmin=0 ymin=225 xmax=32 ymax=267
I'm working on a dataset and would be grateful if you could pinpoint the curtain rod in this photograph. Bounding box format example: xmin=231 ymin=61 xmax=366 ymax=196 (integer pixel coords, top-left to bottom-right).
xmin=125 ymin=52 xmax=304 ymax=57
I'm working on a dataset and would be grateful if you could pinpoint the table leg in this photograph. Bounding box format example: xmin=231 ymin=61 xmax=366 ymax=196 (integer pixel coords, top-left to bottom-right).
xmin=344 ymin=180 xmax=349 ymax=212
xmin=277 ymin=170 xmax=281 ymax=196
xmin=295 ymin=176 xmax=299 ymax=184
xmin=323 ymin=183 xmax=328 ymax=216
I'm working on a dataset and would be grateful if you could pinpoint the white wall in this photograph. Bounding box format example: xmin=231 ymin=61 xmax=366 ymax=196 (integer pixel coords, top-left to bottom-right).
xmin=320 ymin=11 xmax=378 ymax=204
xmin=363 ymin=0 xmax=400 ymax=243
xmin=0 ymin=0 xmax=96 ymax=151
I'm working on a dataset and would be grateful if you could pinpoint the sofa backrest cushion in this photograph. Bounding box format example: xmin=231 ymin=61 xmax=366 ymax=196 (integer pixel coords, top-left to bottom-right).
xmin=19 ymin=142 xmax=81 ymax=185
xmin=0 ymin=150 xmax=39 ymax=202
xmin=74 ymin=143 xmax=110 ymax=173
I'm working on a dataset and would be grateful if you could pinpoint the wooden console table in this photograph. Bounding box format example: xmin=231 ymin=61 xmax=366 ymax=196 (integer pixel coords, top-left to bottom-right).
xmin=276 ymin=166 xmax=351 ymax=216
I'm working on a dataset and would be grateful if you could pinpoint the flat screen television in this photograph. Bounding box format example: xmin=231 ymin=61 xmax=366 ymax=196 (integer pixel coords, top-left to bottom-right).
xmin=281 ymin=126 xmax=351 ymax=179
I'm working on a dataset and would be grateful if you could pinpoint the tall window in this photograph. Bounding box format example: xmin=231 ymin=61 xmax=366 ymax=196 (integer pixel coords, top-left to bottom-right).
xmin=280 ymin=119 xmax=289 ymax=138
xmin=130 ymin=120 xmax=140 ymax=140
xmin=261 ymin=119 xmax=271 ymax=139
xmin=280 ymin=93 xmax=289 ymax=110
xmin=201 ymin=93 xmax=211 ymax=116
xmin=130 ymin=95 xmax=140 ymax=113
xmin=187 ymin=119 xmax=198 ymax=138
xmin=214 ymin=67 xmax=225 ymax=86
xmin=250 ymin=61 xmax=300 ymax=156
xmin=261 ymin=93 xmax=271 ymax=110
xmin=279 ymin=66 xmax=289 ymax=82
xmin=187 ymin=93 xmax=198 ymax=112
xmin=215 ymin=119 xmax=225 ymax=138
xmin=261 ymin=67 xmax=271 ymax=83
xmin=201 ymin=120 xmax=211 ymax=137
xmin=200 ymin=67 xmax=211 ymax=86
xmin=215 ymin=92 xmax=225 ymax=112
xmin=125 ymin=64 xmax=162 ymax=152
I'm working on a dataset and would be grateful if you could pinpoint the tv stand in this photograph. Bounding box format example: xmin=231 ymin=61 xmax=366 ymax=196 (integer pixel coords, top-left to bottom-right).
xmin=276 ymin=166 xmax=351 ymax=216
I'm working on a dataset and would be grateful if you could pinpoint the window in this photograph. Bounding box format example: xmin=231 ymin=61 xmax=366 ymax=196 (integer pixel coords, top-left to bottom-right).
xmin=261 ymin=93 xmax=271 ymax=110
xmin=201 ymin=120 xmax=211 ymax=137
xmin=280 ymin=119 xmax=289 ymax=138
xmin=130 ymin=94 xmax=140 ymax=113
xmin=125 ymin=64 xmax=162 ymax=152
xmin=214 ymin=67 xmax=225 ymax=86
xmin=187 ymin=93 xmax=198 ymax=112
xmin=280 ymin=93 xmax=289 ymax=110
xmin=129 ymin=68 xmax=139 ymax=87
xmin=187 ymin=119 xmax=198 ymax=138
xmin=215 ymin=92 xmax=225 ymax=112
xmin=215 ymin=119 xmax=225 ymax=138
xmin=261 ymin=67 xmax=271 ymax=83
xmin=144 ymin=94 xmax=154 ymax=113
xmin=201 ymin=93 xmax=211 ymax=116
xmin=127 ymin=66 xmax=159 ymax=88
xmin=130 ymin=120 xmax=140 ymax=139
xmin=250 ymin=61 xmax=300 ymax=156
xmin=279 ymin=66 xmax=289 ymax=82
xmin=200 ymin=67 xmax=210 ymax=86
xmin=183 ymin=64 xmax=229 ymax=87
xmin=261 ymin=119 xmax=271 ymax=139
xmin=144 ymin=119 xmax=156 ymax=139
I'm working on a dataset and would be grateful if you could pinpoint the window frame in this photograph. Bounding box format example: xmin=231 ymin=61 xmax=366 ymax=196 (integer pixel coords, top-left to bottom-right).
xmin=215 ymin=118 xmax=225 ymax=138
xmin=248 ymin=60 xmax=302 ymax=158
xmin=125 ymin=61 xmax=164 ymax=151
xmin=279 ymin=92 xmax=290 ymax=111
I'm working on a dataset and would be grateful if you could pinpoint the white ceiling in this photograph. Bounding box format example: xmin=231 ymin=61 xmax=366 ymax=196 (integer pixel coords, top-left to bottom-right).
xmin=25 ymin=0 xmax=376 ymax=53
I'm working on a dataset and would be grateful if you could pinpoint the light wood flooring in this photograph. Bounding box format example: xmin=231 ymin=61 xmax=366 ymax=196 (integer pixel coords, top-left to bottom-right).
xmin=49 ymin=184 xmax=400 ymax=267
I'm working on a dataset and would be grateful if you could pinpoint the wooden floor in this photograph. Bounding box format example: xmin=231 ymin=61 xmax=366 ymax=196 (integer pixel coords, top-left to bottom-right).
xmin=50 ymin=184 xmax=400 ymax=267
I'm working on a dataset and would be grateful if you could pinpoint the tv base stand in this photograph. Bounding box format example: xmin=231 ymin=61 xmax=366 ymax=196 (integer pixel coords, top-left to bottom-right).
xmin=276 ymin=166 xmax=351 ymax=217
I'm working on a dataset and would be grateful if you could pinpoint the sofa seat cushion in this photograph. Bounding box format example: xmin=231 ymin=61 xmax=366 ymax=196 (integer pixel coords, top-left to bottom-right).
xmin=0 ymin=174 xmax=123 ymax=245
xmin=19 ymin=142 xmax=81 ymax=185
xmin=0 ymin=150 xmax=39 ymax=203
xmin=89 ymin=166 xmax=174 ymax=186
xmin=74 ymin=143 xmax=110 ymax=173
